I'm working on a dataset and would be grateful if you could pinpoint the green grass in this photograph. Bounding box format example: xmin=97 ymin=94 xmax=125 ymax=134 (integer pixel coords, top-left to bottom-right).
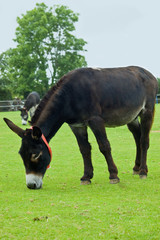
xmin=0 ymin=106 xmax=160 ymax=239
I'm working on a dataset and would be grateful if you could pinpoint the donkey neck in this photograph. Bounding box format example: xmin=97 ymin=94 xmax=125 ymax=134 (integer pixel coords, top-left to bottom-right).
xmin=31 ymin=77 xmax=69 ymax=142
xmin=34 ymin=96 xmax=66 ymax=142
xmin=38 ymin=115 xmax=64 ymax=142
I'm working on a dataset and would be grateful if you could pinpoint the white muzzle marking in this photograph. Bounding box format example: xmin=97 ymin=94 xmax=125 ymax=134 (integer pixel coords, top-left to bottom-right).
xmin=26 ymin=174 xmax=43 ymax=189
xmin=22 ymin=119 xmax=27 ymax=125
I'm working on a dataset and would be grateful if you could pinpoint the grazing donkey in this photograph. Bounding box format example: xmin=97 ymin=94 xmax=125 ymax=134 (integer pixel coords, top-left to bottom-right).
xmin=4 ymin=66 xmax=158 ymax=189
xmin=20 ymin=91 xmax=40 ymax=125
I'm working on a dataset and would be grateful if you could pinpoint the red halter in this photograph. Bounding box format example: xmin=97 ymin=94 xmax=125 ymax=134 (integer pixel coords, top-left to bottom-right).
xmin=30 ymin=127 xmax=52 ymax=169
xmin=41 ymin=134 xmax=52 ymax=169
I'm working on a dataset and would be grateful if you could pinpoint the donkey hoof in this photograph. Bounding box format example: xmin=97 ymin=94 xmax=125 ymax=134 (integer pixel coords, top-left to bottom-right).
xmin=110 ymin=178 xmax=120 ymax=184
xmin=133 ymin=170 xmax=140 ymax=175
xmin=139 ymin=174 xmax=147 ymax=179
xmin=81 ymin=180 xmax=91 ymax=185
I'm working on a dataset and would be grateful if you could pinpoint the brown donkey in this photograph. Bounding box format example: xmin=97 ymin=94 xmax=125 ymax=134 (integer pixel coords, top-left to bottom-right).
xmin=4 ymin=66 xmax=158 ymax=189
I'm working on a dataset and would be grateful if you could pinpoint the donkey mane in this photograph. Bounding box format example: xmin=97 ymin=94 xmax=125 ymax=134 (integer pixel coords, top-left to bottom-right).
xmin=31 ymin=76 xmax=66 ymax=125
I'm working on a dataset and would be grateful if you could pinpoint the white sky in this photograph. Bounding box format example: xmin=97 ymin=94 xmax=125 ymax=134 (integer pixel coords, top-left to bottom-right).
xmin=0 ymin=0 xmax=160 ymax=77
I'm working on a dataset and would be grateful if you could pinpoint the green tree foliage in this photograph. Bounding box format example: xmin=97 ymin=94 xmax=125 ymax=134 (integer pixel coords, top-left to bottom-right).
xmin=0 ymin=3 xmax=87 ymax=98
xmin=0 ymin=50 xmax=13 ymax=99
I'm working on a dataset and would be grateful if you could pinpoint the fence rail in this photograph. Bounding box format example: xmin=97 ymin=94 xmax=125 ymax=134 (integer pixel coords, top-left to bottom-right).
xmin=0 ymin=99 xmax=24 ymax=112
xmin=156 ymin=94 xmax=160 ymax=103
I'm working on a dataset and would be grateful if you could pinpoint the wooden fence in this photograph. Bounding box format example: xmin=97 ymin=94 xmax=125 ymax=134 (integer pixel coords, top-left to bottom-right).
xmin=0 ymin=99 xmax=24 ymax=112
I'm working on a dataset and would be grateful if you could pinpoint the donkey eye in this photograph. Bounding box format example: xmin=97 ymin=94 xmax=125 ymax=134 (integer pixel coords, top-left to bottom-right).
xmin=31 ymin=151 xmax=42 ymax=162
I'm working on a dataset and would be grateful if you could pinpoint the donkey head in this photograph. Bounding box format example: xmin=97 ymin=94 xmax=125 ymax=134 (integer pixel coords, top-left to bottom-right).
xmin=20 ymin=108 xmax=28 ymax=125
xmin=4 ymin=118 xmax=52 ymax=190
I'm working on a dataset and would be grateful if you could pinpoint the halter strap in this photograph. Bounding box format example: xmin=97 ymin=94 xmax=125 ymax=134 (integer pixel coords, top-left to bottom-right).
xmin=41 ymin=134 xmax=52 ymax=169
xmin=30 ymin=127 xmax=52 ymax=169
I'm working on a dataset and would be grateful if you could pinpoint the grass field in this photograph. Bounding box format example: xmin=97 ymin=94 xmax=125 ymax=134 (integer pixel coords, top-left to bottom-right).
xmin=1 ymin=105 xmax=160 ymax=240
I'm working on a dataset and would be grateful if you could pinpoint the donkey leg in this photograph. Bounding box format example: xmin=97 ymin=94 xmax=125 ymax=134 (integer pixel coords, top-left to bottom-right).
xmin=70 ymin=125 xmax=93 ymax=184
xmin=139 ymin=109 xmax=154 ymax=178
xmin=127 ymin=119 xmax=141 ymax=175
xmin=88 ymin=116 xmax=119 ymax=184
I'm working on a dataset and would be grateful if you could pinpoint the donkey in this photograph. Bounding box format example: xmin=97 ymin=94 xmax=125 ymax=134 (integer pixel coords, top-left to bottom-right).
xmin=20 ymin=91 xmax=40 ymax=125
xmin=4 ymin=66 xmax=158 ymax=189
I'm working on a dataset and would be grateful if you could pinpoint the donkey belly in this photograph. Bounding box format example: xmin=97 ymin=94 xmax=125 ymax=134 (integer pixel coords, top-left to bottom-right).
xmin=103 ymin=102 xmax=145 ymax=127
xmin=69 ymin=102 xmax=145 ymax=128
xmin=99 ymin=80 xmax=147 ymax=127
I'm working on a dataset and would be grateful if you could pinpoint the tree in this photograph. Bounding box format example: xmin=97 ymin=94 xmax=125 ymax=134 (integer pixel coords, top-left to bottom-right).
xmin=6 ymin=3 xmax=87 ymax=98
xmin=0 ymin=50 xmax=13 ymax=99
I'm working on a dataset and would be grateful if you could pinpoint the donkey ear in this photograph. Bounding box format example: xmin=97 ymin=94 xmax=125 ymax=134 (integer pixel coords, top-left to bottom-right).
xmin=3 ymin=118 xmax=25 ymax=138
xmin=32 ymin=126 xmax=42 ymax=140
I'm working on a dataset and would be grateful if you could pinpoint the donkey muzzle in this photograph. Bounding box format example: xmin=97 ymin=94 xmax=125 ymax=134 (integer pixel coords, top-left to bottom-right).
xmin=26 ymin=174 xmax=43 ymax=189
